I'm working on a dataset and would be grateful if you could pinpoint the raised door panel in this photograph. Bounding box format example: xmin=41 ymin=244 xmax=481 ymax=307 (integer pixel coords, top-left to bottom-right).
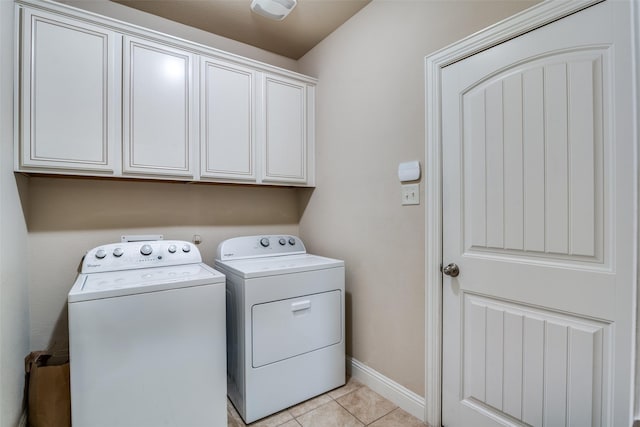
xmin=464 ymin=50 xmax=606 ymax=266
xmin=462 ymin=294 xmax=608 ymax=427
xmin=261 ymin=75 xmax=307 ymax=184
xmin=123 ymin=37 xmax=195 ymax=178
xmin=200 ymin=58 xmax=256 ymax=181
xmin=19 ymin=9 xmax=117 ymax=173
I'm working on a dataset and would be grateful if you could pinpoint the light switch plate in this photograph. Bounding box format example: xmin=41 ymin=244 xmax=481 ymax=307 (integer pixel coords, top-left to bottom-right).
xmin=402 ymin=184 xmax=419 ymax=205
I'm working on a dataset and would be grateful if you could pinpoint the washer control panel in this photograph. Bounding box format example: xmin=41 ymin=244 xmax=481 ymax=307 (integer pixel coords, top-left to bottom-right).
xmin=216 ymin=235 xmax=306 ymax=261
xmin=81 ymin=240 xmax=201 ymax=273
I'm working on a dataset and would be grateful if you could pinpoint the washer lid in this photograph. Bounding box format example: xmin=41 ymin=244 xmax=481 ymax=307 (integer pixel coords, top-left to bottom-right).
xmin=68 ymin=263 xmax=225 ymax=302
xmin=215 ymin=253 xmax=344 ymax=279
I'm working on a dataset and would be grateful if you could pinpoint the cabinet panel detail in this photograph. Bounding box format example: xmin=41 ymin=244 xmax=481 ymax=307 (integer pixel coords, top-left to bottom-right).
xmin=19 ymin=10 xmax=115 ymax=172
xmin=200 ymin=59 xmax=256 ymax=181
xmin=123 ymin=37 xmax=195 ymax=177
xmin=262 ymin=76 xmax=307 ymax=183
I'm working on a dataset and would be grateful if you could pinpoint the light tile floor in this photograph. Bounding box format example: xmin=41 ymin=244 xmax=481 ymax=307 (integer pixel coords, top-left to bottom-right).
xmin=227 ymin=377 xmax=427 ymax=427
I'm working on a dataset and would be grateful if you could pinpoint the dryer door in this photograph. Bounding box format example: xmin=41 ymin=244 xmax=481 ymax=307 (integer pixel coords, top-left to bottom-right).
xmin=252 ymin=290 xmax=342 ymax=367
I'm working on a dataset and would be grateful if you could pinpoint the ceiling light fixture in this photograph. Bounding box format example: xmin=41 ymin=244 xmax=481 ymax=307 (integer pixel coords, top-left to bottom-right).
xmin=250 ymin=0 xmax=297 ymax=21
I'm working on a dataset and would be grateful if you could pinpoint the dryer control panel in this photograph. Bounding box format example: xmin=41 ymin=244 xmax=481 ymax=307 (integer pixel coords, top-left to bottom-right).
xmin=216 ymin=235 xmax=306 ymax=261
xmin=81 ymin=240 xmax=202 ymax=273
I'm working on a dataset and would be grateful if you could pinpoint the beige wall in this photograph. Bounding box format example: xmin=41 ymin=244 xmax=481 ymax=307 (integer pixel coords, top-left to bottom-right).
xmin=28 ymin=177 xmax=302 ymax=354
xmin=297 ymin=0 xmax=536 ymax=396
xmin=0 ymin=0 xmax=30 ymax=425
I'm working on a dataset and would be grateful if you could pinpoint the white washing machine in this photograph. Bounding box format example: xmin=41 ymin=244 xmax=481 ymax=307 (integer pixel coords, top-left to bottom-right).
xmin=215 ymin=235 xmax=345 ymax=423
xmin=68 ymin=240 xmax=226 ymax=427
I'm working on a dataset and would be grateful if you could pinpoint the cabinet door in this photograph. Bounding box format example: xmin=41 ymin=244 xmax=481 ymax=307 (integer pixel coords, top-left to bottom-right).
xmin=123 ymin=36 xmax=196 ymax=178
xmin=18 ymin=9 xmax=118 ymax=173
xmin=200 ymin=58 xmax=256 ymax=181
xmin=261 ymin=74 xmax=310 ymax=184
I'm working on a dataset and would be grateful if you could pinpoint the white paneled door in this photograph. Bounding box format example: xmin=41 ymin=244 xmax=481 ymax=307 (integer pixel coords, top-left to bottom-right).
xmin=441 ymin=1 xmax=636 ymax=426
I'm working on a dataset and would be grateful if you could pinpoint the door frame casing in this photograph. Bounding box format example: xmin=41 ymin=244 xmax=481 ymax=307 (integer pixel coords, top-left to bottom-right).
xmin=423 ymin=1 xmax=639 ymax=425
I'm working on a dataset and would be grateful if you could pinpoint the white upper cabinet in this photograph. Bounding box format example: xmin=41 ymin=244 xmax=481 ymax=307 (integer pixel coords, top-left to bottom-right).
xmin=261 ymin=74 xmax=313 ymax=185
xmin=200 ymin=57 xmax=257 ymax=181
xmin=122 ymin=36 xmax=196 ymax=178
xmin=18 ymin=8 xmax=119 ymax=173
xmin=15 ymin=0 xmax=316 ymax=186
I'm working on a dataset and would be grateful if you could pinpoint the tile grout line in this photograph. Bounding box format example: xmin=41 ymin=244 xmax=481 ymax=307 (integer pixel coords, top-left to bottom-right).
xmin=291 ymin=386 xmax=363 ymax=426
xmin=234 ymin=381 xmax=422 ymax=427
xmin=368 ymin=407 xmax=404 ymax=426
xmin=332 ymin=396 xmax=364 ymax=425
xmin=331 ymin=388 xmax=397 ymax=426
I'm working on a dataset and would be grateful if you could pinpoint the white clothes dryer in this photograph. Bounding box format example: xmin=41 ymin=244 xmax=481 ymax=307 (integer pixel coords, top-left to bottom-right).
xmin=215 ymin=235 xmax=345 ymax=423
xmin=68 ymin=240 xmax=226 ymax=427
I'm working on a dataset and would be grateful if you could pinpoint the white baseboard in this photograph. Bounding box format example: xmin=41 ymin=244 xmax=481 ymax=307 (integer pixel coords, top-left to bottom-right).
xmin=347 ymin=356 xmax=426 ymax=422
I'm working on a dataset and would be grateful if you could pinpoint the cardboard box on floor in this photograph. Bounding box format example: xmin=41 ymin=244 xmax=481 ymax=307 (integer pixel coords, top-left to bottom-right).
xmin=25 ymin=352 xmax=71 ymax=427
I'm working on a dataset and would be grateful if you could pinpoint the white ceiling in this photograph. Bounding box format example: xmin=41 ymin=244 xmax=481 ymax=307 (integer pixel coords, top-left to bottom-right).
xmin=110 ymin=0 xmax=372 ymax=59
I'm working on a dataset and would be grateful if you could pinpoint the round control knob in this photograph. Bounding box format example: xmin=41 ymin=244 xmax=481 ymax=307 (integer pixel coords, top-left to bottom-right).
xmin=182 ymin=244 xmax=191 ymax=253
xmin=260 ymin=238 xmax=270 ymax=248
xmin=288 ymin=238 xmax=296 ymax=245
xmin=95 ymin=249 xmax=107 ymax=259
xmin=168 ymin=245 xmax=177 ymax=254
xmin=113 ymin=247 xmax=124 ymax=258
xmin=140 ymin=244 xmax=153 ymax=256
xmin=279 ymin=238 xmax=286 ymax=246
